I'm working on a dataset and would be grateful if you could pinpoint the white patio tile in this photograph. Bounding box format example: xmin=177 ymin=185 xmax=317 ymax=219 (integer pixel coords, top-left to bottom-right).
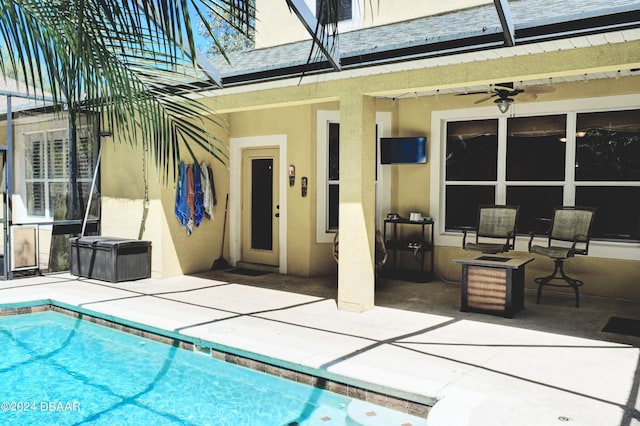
xmin=395 ymin=319 xmax=630 ymax=373
xmin=84 ymin=274 xmax=229 ymax=294
xmin=327 ymin=343 xmax=475 ymax=400
xmin=0 ymin=280 xmax=136 ymax=306
xmin=257 ymin=298 xmax=454 ymax=341
xmin=83 ymin=295 xmax=236 ymax=332
xmin=181 ymin=315 xmax=372 ymax=368
xmin=164 ymin=283 xmax=322 ymax=313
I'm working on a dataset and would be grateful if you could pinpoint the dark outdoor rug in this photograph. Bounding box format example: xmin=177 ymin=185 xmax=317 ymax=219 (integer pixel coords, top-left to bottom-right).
xmin=226 ymin=268 xmax=270 ymax=277
xmin=602 ymin=317 xmax=640 ymax=337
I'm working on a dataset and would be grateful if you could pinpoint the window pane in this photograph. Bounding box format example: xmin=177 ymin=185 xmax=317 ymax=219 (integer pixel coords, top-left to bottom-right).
xmin=26 ymin=136 xmax=44 ymax=179
xmin=328 ymin=122 xmax=339 ymax=181
xmin=576 ymin=110 xmax=640 ymax=181
xmin=48 ymin=135 xmax=69 ymax=179
xmin=576 ymin=186 xmax=640 ymax=240
xmin=507 ymin=115 xmax=566 ymax=181
xmin=446 ymin=120 xmax=498 ymax=181
xmin=27 ymin=182 xmax=45 ymax=216
xmin=76 ymin=135 xmax=95 ymax=180
xmin=49 ymin=182 xmax=70 ymax=220
xmin=328 ymin=184 xmax=339 ymax=231
xmin=445 ymin=185 xmax=495 ymax=230
xmin=77 ymin=181 xmax=99 ymax=220
xmin=506 ymin=186 xmax=563 ymax=234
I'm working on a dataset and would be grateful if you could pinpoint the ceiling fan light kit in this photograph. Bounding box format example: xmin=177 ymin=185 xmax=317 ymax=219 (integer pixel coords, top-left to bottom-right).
xmin=495 ymin=97 xmax=514 ymax=113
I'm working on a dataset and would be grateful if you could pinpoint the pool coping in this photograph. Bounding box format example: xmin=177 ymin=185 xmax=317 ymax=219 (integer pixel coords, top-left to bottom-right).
xmin=0 ymin=301 xmax=431 ymax=419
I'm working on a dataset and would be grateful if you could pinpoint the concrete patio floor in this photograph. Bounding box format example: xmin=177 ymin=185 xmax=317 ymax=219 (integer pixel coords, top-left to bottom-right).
xmin=0 ymin=270 xmax=638 ymax=426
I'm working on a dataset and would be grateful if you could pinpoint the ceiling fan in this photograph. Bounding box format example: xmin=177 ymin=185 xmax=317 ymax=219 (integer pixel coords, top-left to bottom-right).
xmin=458 ymin=82 xmax=555 ymax=113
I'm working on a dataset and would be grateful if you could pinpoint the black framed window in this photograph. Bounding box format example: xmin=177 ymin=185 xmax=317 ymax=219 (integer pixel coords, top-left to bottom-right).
xmin=446 ymin=120 xmax=498 ymax=181
xmin=506 ymin=115 xmax=566 ymax=181
xmin=445 ymin=120 xmax=497 ymax=229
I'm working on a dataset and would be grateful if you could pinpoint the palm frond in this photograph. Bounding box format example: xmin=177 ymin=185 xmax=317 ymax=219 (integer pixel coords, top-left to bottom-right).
xmin=0 ymin=0 xmax=249 ymax=181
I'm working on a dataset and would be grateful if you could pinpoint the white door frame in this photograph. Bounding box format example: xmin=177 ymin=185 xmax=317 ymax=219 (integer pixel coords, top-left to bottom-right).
xmin=230 ymin=134 xmax=288 ymax=273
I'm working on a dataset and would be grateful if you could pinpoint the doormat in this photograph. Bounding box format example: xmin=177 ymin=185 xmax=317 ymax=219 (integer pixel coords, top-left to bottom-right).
xmin=602 ymin=317 xmax=640 ymax=337
xmin=226 ymin=268 xmax=270 ymax=277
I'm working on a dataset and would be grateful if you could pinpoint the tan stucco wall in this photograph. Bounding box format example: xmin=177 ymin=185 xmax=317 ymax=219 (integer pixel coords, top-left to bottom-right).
xmin=101 ymin=116 xmax=231 ymax=278
xmin=394 ymin=97 xmax=431 ymax=219
xmin=255 ymin=0 xmax=492 ymax=48
xmin=364 ymin=0 xmax=490 ymax=27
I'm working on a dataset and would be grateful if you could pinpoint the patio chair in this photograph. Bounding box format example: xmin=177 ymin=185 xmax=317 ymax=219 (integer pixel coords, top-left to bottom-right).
xmin=528 ymin=206 xmax=596 ymax=307
xmin=461 ymin=205 xmax=519 ymax=254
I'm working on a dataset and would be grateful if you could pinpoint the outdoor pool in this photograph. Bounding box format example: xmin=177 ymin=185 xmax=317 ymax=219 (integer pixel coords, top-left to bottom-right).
xmin=0 ymin=311 xmax=425 ymax=425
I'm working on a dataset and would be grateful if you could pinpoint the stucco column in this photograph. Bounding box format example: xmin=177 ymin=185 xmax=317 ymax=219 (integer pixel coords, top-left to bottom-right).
xmin=337 ymin=93 xmax=376 ymax=312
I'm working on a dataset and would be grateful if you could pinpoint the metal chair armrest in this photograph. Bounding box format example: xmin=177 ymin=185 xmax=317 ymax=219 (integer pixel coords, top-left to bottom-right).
xmin=460 ymin=226 xmax=474 ymax=249
xmin=505 ymin=231 xmax=516 ymax=250
xmin=571 ymin=234 xmax=590 ymax=255
xmin=527 ymin=231 xmax=536 ymax=252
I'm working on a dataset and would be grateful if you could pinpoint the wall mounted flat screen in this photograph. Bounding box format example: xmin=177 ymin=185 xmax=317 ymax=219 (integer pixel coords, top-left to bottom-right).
xmin=380 ymin=137 xmax=427 ymax=164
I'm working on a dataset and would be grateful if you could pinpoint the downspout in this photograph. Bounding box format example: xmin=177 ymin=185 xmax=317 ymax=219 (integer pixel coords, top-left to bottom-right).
xmin=69 ymin=116 xmax=78 ymax=220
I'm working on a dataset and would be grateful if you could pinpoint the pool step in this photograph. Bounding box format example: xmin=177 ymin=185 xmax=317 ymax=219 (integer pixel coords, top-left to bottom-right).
xmin=346 ymin=400 xmax=428 ymax=426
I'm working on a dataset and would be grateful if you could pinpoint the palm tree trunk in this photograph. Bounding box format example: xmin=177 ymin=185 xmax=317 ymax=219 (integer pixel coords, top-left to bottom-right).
xmin=68 ymin=112 xmax=79 ymax=220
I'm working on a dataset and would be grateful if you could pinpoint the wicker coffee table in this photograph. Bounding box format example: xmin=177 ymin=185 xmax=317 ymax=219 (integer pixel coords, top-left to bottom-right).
xmin=453 ymin=255 xmax=534 ymax=318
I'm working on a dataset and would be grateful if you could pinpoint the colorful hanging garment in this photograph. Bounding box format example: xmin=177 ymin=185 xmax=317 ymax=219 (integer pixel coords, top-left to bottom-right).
xmin=176 ymin=161 xmax=215 ymax=235
xmin=175 ymin=162 xmax=190 ymax=228
xmin=186 ymin=165 xmax=195 ymax=235
xmin=200 ymin=162 xmax=214 ymax=219
xmin=193 ymin=163 xmax=204 ymax=227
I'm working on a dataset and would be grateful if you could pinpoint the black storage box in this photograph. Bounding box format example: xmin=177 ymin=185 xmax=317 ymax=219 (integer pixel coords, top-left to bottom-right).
xmin=70 ymin=236 xmax=151 ymax=282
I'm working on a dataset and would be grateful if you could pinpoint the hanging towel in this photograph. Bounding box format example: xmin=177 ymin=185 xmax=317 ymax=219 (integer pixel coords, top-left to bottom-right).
xmin=175 ymin=162 xmax=190 ymax=228
xmin=200 ymin=162 xmax=214 ymax=219
xmin=194 ymin=163 xmax=204 ymax=227
xmin=186 ymin=164 xmax=195 ymax=235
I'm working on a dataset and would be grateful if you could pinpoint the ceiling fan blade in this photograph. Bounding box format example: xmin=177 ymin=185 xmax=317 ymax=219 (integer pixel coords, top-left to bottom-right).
xmin=456 ymin=90 xmax=494 ymax=96
xmin=518 ymin=92 xmax=537 ymax=101
xmin=524 ymin=84 xmax=556 ymax=94
xmin=474 ymin=94 xmax=496 ymax=104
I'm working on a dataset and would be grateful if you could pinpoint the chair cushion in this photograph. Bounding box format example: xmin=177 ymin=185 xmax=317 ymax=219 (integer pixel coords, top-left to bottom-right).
xmin=465 ymin=242 xmax=506 ymax=254
xmin=530 ymin=245 xmax=572 ymax=259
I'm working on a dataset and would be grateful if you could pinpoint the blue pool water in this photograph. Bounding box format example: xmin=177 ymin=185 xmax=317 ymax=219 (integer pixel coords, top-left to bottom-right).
xmin=0 ymin=311 xmax=356 ymax=425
